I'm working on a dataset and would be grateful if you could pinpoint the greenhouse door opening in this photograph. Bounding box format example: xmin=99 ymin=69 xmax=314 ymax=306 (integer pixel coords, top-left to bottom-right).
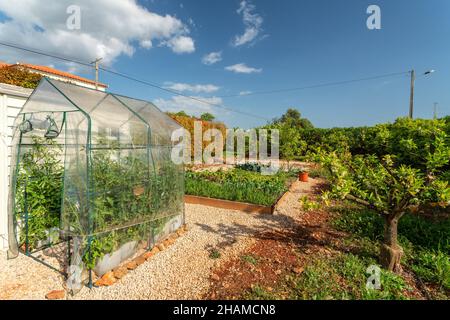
xmin=7 ymin=78 xmax=185 ymax=292
xmin=14 ymin=111 xmax=66 ymax=258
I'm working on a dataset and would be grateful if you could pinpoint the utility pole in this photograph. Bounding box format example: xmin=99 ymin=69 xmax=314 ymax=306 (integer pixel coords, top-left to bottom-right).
xmin=409 ymin=69 xmax=415 ymax=119
xmin=91 ymin=57 xmax=103 ymax=90
xmin=408 ymin=69 xmax=435 ymax=119
xmin=433 ymin=102 xmax=438 ymax=120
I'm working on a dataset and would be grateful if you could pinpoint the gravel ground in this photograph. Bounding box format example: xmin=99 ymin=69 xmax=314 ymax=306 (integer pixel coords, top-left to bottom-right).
xmin=0 ymin=250 xmax=65 ymax=300
xmin=0 ymin=178 xmax=318 ymax=300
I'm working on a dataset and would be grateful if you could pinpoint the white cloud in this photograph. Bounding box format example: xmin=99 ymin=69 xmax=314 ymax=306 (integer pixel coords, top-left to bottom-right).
xmin=202 ymin=51 xmax=222 ymax=65
xmin=140 ymin=40 xmax=153 ymax=49
xmin=165 ymin=36 xmax=195 ymax=54
xmin=164 ymin=82 xmax=220 ymax=93
xmin=233 ymin=1 xmax=264 ymax=47
xmin=225 ymin=63 xmax=262 ymax=74
xmin=0 ymin=0 xmax=195 ymax=67
xmin=155 ymin=95 xmax=222 ymax=116
xmin=239 ymin=91 xmax=252 ymax=96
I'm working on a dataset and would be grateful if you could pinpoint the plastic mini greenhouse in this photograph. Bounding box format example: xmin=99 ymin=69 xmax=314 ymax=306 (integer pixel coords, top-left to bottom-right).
xmin=7 ymin=78 xmax=185 ymax=292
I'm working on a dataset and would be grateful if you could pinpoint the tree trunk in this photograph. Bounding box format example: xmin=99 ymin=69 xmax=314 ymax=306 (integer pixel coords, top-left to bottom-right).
xmin=380 ymin=214 xmax=403 ymax=272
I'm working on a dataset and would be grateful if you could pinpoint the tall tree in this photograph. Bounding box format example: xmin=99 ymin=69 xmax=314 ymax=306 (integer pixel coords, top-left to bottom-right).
xmin=316 ymin=120 xmax=450 ymax=272
xmin=200 ymin=112 xmax=215 ymax=122
xmin=274 ymin=108 xmax=314 ymax=129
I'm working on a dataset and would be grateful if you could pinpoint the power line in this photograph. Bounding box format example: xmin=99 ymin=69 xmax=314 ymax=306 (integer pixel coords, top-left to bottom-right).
xmin=216 ymin=71 xmax=409 ymax=98
xmin=0 ymin=42 xmax=92 ymax=67
xmin=99 ymin=67 xmax=269 ymax=120
xmin=0 ymin=41 xmax=412 ymax=120
xmin=0 ymin=41 xmax=270 ymax=121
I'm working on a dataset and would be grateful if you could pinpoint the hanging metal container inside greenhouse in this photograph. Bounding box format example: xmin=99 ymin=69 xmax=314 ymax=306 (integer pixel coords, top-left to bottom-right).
xmin=7 ymin=78 xmax=185 ymax=292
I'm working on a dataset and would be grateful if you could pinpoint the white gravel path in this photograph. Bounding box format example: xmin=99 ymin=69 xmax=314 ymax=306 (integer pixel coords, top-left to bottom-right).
xmin=0 ymin=250 xmax=64 ymax=300
xmin=0 ymin=179 xmax=319 ymax=300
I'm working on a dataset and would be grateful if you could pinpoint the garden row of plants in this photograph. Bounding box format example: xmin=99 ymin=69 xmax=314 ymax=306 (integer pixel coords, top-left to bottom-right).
xmin=185 ymin=164 xmax=298 ymax=207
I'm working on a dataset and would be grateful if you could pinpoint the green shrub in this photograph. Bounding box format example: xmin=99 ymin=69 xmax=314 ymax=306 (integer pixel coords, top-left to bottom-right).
xmin=298 ymin=196 xmax=321 ymax=211
xmin=331 ymin=206 xmax=384 ymax=241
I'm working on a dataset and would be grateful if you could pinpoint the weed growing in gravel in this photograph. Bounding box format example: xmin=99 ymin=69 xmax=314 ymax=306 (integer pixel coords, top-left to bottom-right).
xmin=209 ymin=249 xmax=221 ymax=259
xmin=242 ymin=255 xmax=259 ymax=265
xmin=298 ymin=196 xmax=321 ymax=211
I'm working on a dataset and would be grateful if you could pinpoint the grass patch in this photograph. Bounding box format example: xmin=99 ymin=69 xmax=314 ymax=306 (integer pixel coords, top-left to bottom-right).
xmin=291 ymin=254 xmax=410 ymax=300
xmin=411 ymin=250 xmax=449 ymax=290
xmin=331 ymin=204 xmax=450 ymax=298
xmin=185 ymin=168 xmax=296 ymax=206
xmin=244 ymin=285 xmax=278 ymax=300
xmin=331 ymin=204 xmax=450 ymax=253
xmin=308 ymin=166 xmax=330 ymax=179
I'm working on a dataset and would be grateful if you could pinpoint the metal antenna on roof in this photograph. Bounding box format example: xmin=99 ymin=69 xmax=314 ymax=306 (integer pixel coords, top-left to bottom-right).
xmin=90 ymin=57 xmax=103 ymax=90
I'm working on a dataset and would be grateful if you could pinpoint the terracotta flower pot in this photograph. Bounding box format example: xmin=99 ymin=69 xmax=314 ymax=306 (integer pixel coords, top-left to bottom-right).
xmin=299 ymin=172 xmax=309 ymax=182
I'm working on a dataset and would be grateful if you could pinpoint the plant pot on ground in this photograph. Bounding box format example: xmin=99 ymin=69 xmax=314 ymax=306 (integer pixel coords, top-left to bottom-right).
xmin=299 ymin=171 xmax=309 ymax=182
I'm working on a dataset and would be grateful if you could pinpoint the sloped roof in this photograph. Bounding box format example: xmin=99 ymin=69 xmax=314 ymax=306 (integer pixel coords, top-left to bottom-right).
xmin=15 ymin=63 xmax=108 ymax=88
xmin=0 ymin=60 xmax=107 ymax=88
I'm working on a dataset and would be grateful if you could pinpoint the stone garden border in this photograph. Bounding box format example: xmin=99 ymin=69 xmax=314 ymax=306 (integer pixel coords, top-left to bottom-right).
xmin=93 ymin=224 xmax=189 ymax=288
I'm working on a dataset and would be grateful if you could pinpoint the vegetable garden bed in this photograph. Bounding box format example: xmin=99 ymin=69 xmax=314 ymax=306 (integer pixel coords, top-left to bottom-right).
xmin=185 ymin=168 xmax=298 ymax=213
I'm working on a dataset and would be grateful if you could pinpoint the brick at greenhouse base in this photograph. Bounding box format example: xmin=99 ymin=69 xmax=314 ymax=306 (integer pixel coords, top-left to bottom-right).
xmin=133 ymin=256 xmax=146 ymax=266
xmin=113 ymin=266 xmax=128 ymax=279
xmin=142 ymin=250 xmax=154 ymax=260
xmin=125 ymin=260 xmax=138 ymax=270
xmin=90 ymin=225 xmax=187 ymax=288
xmin=45 ymin=290 xmax=65 ymax=300
xmin=94 ymin=271 xmax=117 ymax=287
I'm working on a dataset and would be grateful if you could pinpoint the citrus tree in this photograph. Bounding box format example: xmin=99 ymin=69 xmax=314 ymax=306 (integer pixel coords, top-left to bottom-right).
xmin=315 ymin=121 xmax=450 ymax=272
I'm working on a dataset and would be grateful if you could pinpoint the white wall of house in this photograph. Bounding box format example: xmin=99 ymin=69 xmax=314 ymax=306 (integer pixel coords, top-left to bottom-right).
xmin=0 ymin=83 xmax=32 ymax=250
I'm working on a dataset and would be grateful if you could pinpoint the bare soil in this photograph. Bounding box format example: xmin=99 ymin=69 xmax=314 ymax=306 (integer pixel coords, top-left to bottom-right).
xmin=203 ymin=180 xmax=429 ymax=300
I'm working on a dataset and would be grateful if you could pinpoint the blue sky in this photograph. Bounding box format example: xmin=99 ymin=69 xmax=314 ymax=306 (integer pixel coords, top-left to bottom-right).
xmin=1 ymin=0 xmax=450 ymax=128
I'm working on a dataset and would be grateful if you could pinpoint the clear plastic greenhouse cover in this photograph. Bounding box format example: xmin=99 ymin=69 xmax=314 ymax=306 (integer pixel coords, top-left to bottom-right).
xmin=7 ymin=78 xmax=185 ymax=293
